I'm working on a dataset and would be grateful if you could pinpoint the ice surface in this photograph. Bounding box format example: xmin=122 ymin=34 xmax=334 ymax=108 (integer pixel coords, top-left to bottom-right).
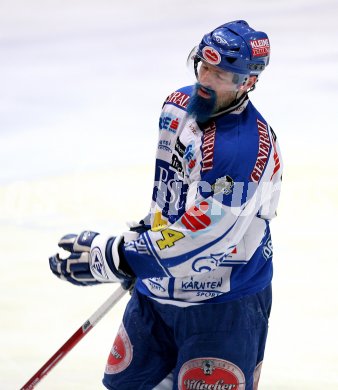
xmin=1 ymin=0 xmax=338 ymax=388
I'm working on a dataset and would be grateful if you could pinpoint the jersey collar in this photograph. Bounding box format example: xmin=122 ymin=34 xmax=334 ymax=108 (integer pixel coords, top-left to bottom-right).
xmin=210 ymin=93 xmax=249 ymax=117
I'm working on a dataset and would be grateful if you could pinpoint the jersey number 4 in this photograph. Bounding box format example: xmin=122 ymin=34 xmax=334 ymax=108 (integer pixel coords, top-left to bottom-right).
xmin=156 ymin=228 xmax=185 ymax=250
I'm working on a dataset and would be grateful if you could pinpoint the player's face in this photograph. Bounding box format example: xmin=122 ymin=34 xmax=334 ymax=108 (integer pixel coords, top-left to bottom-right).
xmin=197 ymin=61 xmax=240 ymax=112
xmin=187 ymin=60 xmax=256 ymax=123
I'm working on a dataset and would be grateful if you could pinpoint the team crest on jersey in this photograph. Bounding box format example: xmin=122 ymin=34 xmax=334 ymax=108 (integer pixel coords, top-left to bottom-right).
xmin=192 ymin=253 xmax=225 ymax=273
xmin=105 ymin=324 xmax=133 ymax=374
xmin=212 ymin=175 xmax=234 ymax=195
xmin=178 ymin=358 xmax=245 ymax=390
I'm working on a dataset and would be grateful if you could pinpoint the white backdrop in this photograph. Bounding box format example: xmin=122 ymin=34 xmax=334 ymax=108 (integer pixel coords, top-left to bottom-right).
xmin=1 ymin=0 xmax=338 ymax=388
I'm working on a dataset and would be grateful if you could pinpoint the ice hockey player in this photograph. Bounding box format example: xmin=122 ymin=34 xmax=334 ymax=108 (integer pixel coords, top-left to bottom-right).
xmin=49 ymin=20 xmax=283 ymax=389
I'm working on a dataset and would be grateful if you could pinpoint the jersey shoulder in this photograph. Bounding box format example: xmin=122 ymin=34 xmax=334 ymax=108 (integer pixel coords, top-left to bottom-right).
xmin=239 ymin=101 xmax=275 ymax=183
xmin=199 ymin=101 xmax=272 ymax=187
xmin=162 ymin=85 xmax=194 ymax=110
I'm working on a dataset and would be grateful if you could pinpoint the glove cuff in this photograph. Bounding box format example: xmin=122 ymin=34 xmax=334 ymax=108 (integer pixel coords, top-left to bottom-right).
xmin=89 ymin=233 xmax=137 ymax=283
xmin=90 ymin=234 xmax=123 ymax=283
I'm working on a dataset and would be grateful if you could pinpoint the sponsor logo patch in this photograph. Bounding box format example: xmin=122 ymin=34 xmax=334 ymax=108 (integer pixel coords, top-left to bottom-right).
xmin=270 ymin=130 xmax=281 ymax=180
xmin=182 ymin=201 xmax=211 ymax=232
xmin=184 ymin=143 xmax=197 ymax=174
xmin=171 ymin=154 xmax=184 ymax=176
xmin=202 ymin=46 xmax=221 ymax=65
xmin=181 ymin=276 xmax=223 ymax=292
xmin=165 ymin=91 xmax=190 ymax=109
xmin=105 ymin=324 xmax=133 ymax=374
xmin=178 ymin=358 xmax=245 ymax=390
xmin=189 ymin=122 xmax=198 ymax=135
xmin=250 ymin=119 xmax=271 ymax=183
xmin=175 ymin=137 xmax=186 ymax=157
xmin=147 ymin=277 xmax=167 ymax=292
xmin=159 ymin=114 xmax=180 ymax=134
xmin=250 ymin=38 xmax=270 ymax=57
xmin=201 ymin=121 xmax=216 ymax=172
xmin=158 ymin=139 xmax=172 ymax=153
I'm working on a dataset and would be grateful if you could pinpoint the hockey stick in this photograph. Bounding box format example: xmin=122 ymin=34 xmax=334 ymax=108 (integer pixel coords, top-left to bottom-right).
xmin=20 ymin=285 xmax=128 ymax=390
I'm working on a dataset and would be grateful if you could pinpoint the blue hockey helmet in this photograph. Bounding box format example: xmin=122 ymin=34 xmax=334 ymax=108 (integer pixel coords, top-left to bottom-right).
xmin=188 ymin=20 xmax=270 ymax=82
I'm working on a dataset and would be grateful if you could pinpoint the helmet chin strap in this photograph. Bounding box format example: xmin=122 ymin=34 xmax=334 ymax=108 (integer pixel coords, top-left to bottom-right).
xmin=211 ymin=90 xmax=249 ymax=117
xmin=211 ymin=77 xmax=257 ymax=117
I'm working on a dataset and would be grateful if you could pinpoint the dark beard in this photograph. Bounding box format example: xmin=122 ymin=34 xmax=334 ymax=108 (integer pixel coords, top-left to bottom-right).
xmin=186 ymin=83 xmax=217 ymax=124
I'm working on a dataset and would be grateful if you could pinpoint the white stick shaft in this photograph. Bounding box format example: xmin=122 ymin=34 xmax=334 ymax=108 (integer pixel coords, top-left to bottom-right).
xmin=87 ymin=285 xmax=128 ymax=327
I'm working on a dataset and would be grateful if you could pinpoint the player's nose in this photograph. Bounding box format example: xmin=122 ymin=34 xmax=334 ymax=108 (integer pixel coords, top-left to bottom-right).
xmin=198 ymin=70 xmax=216 ymax=91
xmin=198 ymin=69 xmax=212 ymax=87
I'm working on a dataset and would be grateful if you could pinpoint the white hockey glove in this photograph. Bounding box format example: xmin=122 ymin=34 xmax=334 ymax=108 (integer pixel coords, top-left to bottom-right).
xmin=49 ymin=231 xmax=135 ymax=288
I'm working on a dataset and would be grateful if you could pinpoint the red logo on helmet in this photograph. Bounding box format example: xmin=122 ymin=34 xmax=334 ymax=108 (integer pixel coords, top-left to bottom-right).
xmin=178 ymin=358 xmax=245 ymax=390
xmin=202 ymin=46 xmax=221 ymax=65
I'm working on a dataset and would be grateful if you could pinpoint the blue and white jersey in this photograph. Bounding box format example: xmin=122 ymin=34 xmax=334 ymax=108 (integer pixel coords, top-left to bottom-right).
xmin=122 ymin=85 xmax=283 ymax=305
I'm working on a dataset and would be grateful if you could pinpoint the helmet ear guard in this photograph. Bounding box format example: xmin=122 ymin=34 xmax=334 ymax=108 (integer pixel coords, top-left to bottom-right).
xmin=238 ymin=75 xmax=258 ymax=93
xmin=232 ymin=73 xmax=249 ymax=87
